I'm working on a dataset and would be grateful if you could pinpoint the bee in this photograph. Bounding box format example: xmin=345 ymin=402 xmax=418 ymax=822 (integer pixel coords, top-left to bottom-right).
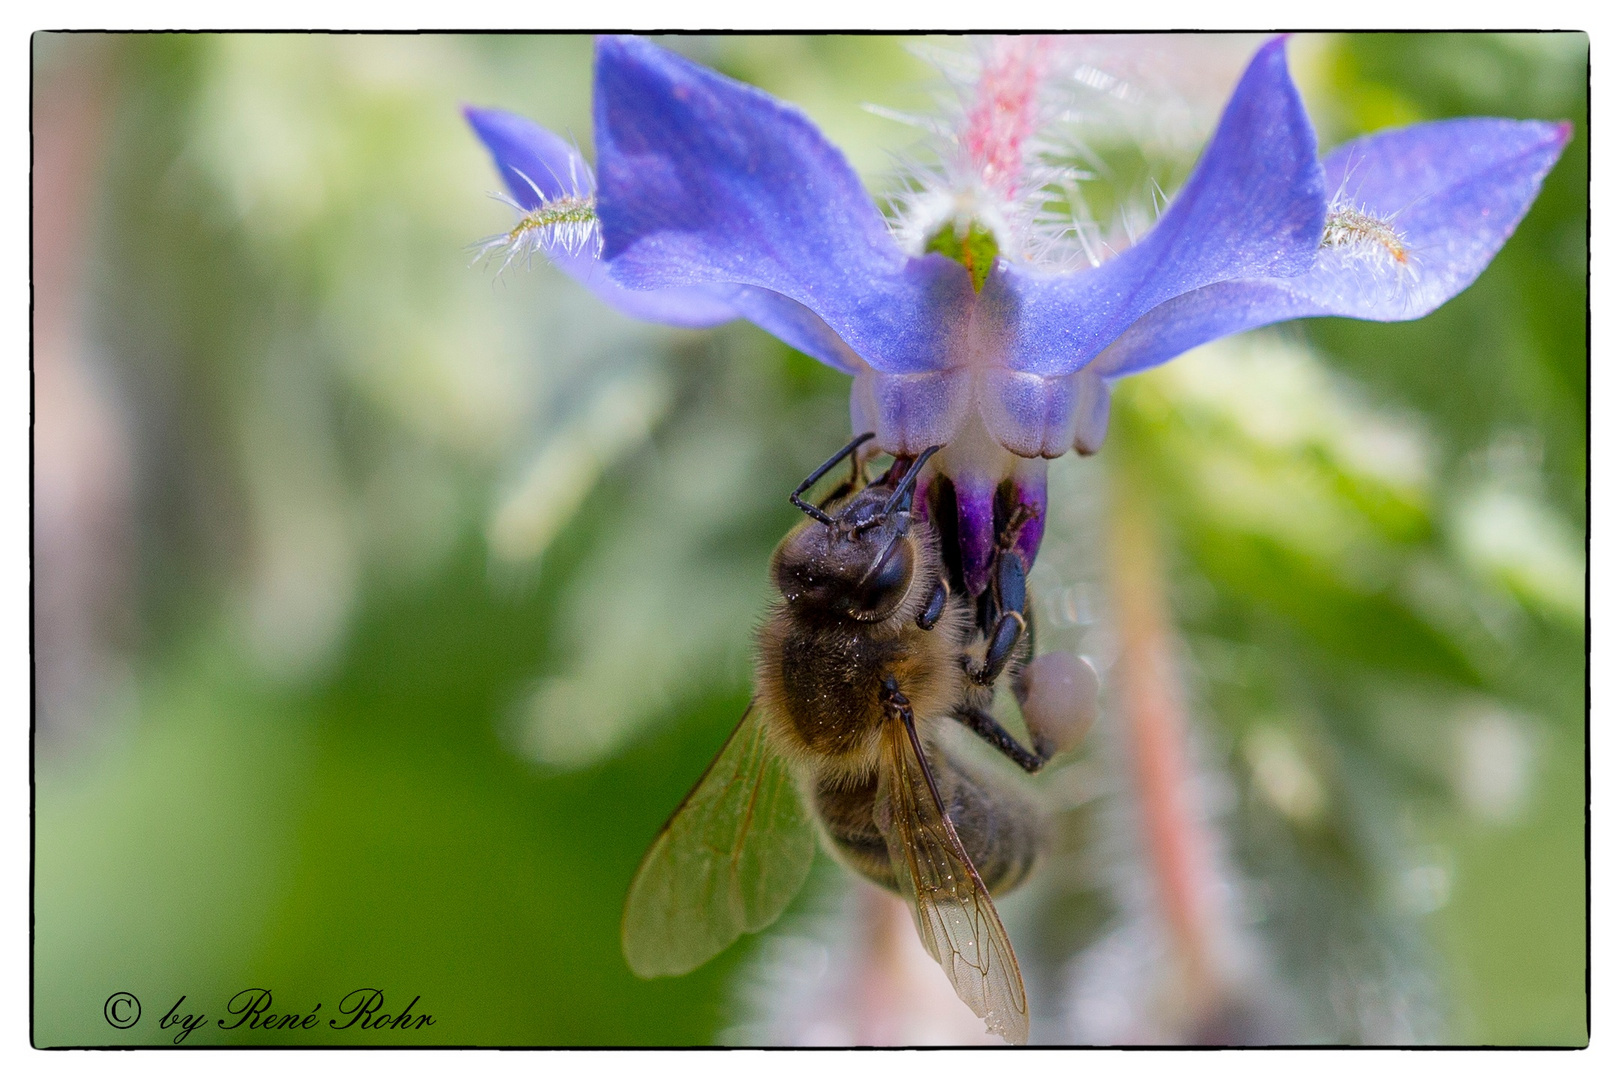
xmin=622 ymin=433 xmax=1097 ymax=1044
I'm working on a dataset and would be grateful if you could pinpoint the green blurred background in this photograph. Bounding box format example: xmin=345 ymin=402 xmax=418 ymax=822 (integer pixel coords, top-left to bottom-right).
xmin=32 ymin=33 xmax=1586 ymax=1046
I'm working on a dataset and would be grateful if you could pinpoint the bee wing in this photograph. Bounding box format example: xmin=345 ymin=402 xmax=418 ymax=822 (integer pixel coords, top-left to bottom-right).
xmin=621 ymin=701 xmax=816 ymax=978
xmin=874 ymin=716 xmax=1030 ymax=1045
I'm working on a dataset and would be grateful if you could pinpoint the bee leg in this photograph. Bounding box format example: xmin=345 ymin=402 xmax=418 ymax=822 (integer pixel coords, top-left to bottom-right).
xmin=967 ymin=610 xmax=1026 ymax=686
xmin=965 ymin=543 xmax=1030 ymax=684
xmin=993 ymin=541 xmax=1027 ymax=619
xmin=953 ymin=705 xmax=1049 ymax=774
xmin=916 ymin=577 xmax=948 ymax=631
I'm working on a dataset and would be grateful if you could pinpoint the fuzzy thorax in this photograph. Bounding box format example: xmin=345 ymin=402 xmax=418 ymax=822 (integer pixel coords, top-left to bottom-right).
xmin=757 ymin=515 xmax=968 ymax=780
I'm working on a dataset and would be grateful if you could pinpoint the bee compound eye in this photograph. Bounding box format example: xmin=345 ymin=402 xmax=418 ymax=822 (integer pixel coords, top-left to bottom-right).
xmin=849 ymin=539 xmax=915 ymax=619
xmin=1017 ymin=652 xmax=1100 ymax=756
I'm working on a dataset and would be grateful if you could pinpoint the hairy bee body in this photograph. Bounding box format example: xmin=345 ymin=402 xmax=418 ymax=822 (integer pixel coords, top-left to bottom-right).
xmin=622 ymin=435 xmax=1087 ymax=1043
xmin=757 ymin=511 xmax=1044 ymax=898
xmin=756 ymin=517 xmax=965 ymax=776
xmin=809 ymin=748 xmax=1043 ymax=896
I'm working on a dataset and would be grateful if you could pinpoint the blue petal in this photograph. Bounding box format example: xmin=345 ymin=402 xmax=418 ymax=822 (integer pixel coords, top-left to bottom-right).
xmin=1094 ymin=118 xmax=1571 ymax=377
xmin=998 ymin=36 xmax=1325 ymax=378
xmin=464 ymin=105 xmax=583 ymax=209
xmin=464 ymin=105 xmax=738 ymax=327
xmin=592 ymin=35 xmax=974 ymax=375
xmin=852 ymin=368 xmax=975 ymax=456
xmin=722 ymin=288 xmax=863 ymax=373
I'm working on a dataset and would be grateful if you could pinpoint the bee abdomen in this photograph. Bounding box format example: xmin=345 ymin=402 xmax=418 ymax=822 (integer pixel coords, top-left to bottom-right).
xmin=937 ymin=755 xmax=1044 ymax=896
xmin=811 ymin=774 xmax=897 ymax=892
xmin=810 ymin=755 xmax=1044 ymax=898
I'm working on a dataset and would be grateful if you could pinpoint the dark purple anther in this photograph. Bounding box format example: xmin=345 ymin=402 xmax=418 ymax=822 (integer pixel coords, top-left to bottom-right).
xmin=1008 ymin=468 xmax=1047 ymax=573
xmin=955 ymin=476 xmax=997 ymax=598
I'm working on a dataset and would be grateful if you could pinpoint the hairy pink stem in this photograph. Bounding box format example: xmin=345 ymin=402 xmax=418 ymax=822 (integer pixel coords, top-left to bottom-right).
xmin=1108 ymin=472 xmax=1223 ymax=1023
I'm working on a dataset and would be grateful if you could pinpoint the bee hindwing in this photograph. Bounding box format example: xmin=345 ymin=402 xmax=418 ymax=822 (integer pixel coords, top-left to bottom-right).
xmin=621 ymin=702 xmax=816 ymax=978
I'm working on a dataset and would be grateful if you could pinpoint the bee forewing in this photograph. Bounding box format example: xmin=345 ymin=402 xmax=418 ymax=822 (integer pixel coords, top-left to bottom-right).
xmin=621 ymin=702 xmax=817 ymax=978
xmin=874 ymin=719 xmax=1031 ymax=1045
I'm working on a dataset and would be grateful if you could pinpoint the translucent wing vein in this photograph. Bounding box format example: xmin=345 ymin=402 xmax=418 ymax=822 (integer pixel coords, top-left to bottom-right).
xmin=875 ymin=718 xmax=1030 ymax=1044
xmin=622 ymin=703 xmax=815 ymax=978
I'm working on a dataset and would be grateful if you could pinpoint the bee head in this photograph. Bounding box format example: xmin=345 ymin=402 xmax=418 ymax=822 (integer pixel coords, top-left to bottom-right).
xmin=773 ymin=445 xmax=940 ymax=623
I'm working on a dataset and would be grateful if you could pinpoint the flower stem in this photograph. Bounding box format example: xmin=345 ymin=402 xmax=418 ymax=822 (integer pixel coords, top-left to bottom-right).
xmin=1107 ymin=467 xmax=1223 ymax=1027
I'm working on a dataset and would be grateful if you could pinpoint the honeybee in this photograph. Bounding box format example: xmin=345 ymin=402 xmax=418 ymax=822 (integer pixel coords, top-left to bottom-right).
xmin=622 ymin=433 xmax=1097 ymax=1044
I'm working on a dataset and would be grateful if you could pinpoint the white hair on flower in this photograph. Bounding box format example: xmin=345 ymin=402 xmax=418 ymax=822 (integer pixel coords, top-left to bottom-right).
xmin=876 ymin=36 xmax=1104 ymax=269
xmin=874 ymin=35 xmax=1260 ymax=274
xmin=1320 ymin=160 xmax=1418 ymax=280
xmin=472 ymin=155 xmax=602 ymax=274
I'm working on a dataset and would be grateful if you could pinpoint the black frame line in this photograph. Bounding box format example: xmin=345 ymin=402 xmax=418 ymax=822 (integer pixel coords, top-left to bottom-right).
xmin=27 ymin=26 xmax=1592 ymax=1052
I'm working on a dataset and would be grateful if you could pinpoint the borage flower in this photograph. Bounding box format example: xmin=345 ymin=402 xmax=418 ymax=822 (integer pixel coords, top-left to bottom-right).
xmin=466 ymin=35 xmax=1567 ymax=596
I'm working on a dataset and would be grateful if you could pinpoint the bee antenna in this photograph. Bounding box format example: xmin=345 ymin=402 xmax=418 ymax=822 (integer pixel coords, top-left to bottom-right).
xmin=791 ymin=432 xmax=876 ymax=527
xmin=879 ymin=444 xmax=942 ymax=526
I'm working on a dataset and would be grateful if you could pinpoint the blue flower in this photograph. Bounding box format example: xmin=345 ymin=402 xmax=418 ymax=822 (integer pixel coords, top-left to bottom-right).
xmin=466 ymin=35 xmax=1567 ymax=595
